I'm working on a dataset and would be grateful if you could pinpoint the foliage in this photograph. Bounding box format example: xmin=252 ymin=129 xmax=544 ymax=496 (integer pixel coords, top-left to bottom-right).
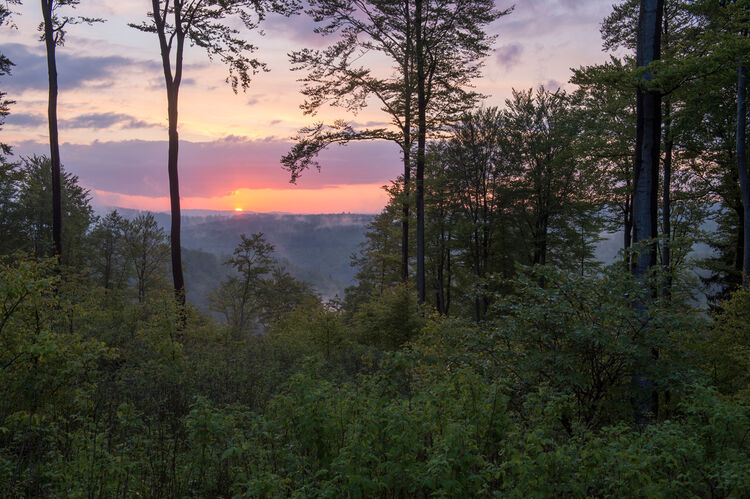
xmin=0 ymin=0 xmax=749 ymax=496
xmin=13 ymin=155 xmax=93 ymax=264
xmin=122 ymin=212 xmax=170 ymax=303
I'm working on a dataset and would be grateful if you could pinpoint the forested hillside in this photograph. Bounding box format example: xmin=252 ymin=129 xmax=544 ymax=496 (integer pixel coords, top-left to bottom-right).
xmin=1 ymin=0 xmax=750 ymax=497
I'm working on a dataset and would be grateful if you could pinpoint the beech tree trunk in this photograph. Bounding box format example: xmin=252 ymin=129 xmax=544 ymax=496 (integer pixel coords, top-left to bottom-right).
xmin=42 ymin=0 xmax=62 ymax=260
xmin=167 ymin=83 xmax=186 ymax=306
xmin=661 ymin=12 xmax=672 ymax=297
xmin=401 ymin=0 xmax=412 ymax=283
xmin=632 ymin=0 xmax=663 ymax=279
xmin=632 ymin=0 xmax=663 ymax=425
xmin=153 ymin=0 xmax=186 ymax=313
xmin=415 ymin=0 xmax=426 ymax=305
xmin=737 ymin=66 xmax=750 ymax=288
xmin=662 ymin=99 xmax=673 ymax=296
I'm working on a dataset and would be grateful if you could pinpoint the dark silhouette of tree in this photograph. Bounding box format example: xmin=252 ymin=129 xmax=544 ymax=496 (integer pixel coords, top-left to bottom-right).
xmin=89 ymin=210 xmax=128 ymax=292
xmin=123 ymin=212 xmax=170 ymax=303
xmin=633 ymin=0 xmax=663 ymax=277
xmin=15 ymin=155 xmax=93 ymax=264
xmin=441 ymin=107 xmax=508 ymax=321
xmin=282 ymin=0 xmax=508 ymax=302
xmin=632 ymin=0 xmax=664 ymax=425
xmin=38 ymin=0 xmax=101 ymax=262
xmin=131 ymin=0 xmax=298 ymax=316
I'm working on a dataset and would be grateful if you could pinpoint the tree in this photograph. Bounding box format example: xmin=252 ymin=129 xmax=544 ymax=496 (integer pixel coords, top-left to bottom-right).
xmin=632 ymin=0 xmax=664 ymax=424
xmin=15 ymin=155 xmax=93 ymax=264
xmin=37 ymin=0 xmax=101 ymax=261
xmin=440 ymin=108 xmax=509 ymax=320
xmin=345 ymin=192 xmax=403 ymax=311
xmin=412 ymin=0 xmax=507 ymax=304
xmin=571 ymin=58 xmax=637 ymax=264
xmin=503 ymin=88 xmax=599 ymax=270
xmin=632 ymin=0 xmax=664 ymax=278
xmin=88 ymin=210 xmax=128 ymax=292
xmin=122 ymin=213 xmax=169 ymax=303
xmin=283 ymin=0 xmax=508 ymax=303
xmin=131 ymin=0 xmax=298 ymax=312
xmin=209 ymin=233 xmax=274 ymax=335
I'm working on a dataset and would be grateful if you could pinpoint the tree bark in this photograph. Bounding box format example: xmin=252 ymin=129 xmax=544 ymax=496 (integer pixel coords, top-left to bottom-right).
xmin=415 ymin=0 xmax=426 ymax=305
xmin=632 ymin=0 xmax=662 ymax=278
xmin=662 ymin=99 xmax=673 ymax=297
xmin=737 ymin=65 xmax=750 ymax=288
xmin=632 ymin=0 xmax=663 ymax=426
xmin=154 ymin=0 xmax=186 ymax=314
xmin=167 ymin=83 xmax=186 ymax=308
xmin=401 ymin=0 xmax=412 ymax=283
xmin=661 ymin=9 xmax=672 ymax=297
xmin=41 ymin=0 xmax=62 ymax=260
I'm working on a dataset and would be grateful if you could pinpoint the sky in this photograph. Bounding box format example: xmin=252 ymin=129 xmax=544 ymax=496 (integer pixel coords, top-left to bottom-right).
xmin=1 ymin=0 xmax=615 ymax=214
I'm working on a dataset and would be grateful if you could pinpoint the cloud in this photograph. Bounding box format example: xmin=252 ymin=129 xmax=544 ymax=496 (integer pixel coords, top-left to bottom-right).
xmin=495 ymin=0 xmax=610 ymax=38
xmin=12 ymin=136 xmax=402 ymax=198
xmin=262 ymin=13 xmax=333 ymax=48
xmin=6 ymin=111 xmax=159 ymax=129
xmin=61 ymin=112 xmax=158 ymax=129
xmin=0 ymin=43 xmax=162 ymax=93
xmin=148 ymin=77 xmax=198 ymax=90
xmin=6 ymin=113 xmax=47 ymax=127
xmin=496 ymin=44 xmax=524 ymax=70
xmin=543 ymin=79 xmax=562 ymax=92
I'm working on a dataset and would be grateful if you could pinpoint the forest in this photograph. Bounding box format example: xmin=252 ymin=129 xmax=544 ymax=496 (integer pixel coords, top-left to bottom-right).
xmin=1 ymin=0 xmax=750 ymax=496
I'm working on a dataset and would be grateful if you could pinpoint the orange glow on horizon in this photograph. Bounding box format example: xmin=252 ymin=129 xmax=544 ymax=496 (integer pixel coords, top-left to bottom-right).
xmin=91 ymin=183 xmax=389 ymax=214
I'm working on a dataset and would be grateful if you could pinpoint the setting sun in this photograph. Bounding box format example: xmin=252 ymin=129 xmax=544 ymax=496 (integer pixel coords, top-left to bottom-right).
xmin=234 ymin=208 xmax=243 ymax=212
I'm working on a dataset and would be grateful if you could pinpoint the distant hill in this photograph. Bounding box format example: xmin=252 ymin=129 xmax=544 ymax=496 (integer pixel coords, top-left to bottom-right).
xmin=102 ymin=209 xmax=375 ymax=304
xmin=181 ymin=212 xmax=374 ymax=299
xmin=102 ymin=207 xmax=718 ymax=308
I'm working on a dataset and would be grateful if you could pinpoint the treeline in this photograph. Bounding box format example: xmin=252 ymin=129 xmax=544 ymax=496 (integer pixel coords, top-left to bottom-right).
xmin=0 ymin=0 xmax=749 ymax=496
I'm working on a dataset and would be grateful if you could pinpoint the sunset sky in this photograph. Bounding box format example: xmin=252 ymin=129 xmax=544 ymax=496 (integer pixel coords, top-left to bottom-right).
xmin=2 ymin=0 xmax=614 ymax=214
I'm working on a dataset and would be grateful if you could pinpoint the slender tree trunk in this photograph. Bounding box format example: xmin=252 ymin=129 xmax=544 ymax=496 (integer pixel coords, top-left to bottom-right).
xmin=662 ymin=99 xmax=673 ymax=297
xmin=473 ymin=228 xmax=481 ymax=322
xmin=415 ymin=0 xmax=426 ymax=305
xmin=401 ymin=143 xmax=412 ymax=278
xmin=661 ymin=9 xmax=672 ymax=298
xmin=401 ymin=0 xmax=412 ymax=283
xmin=737 ymin=66 xmax=750 ymax=288
xmin=154 ymin=0 xmax=187 ymax=318
xmin=624 ymin=195 xmax=633 ymax=268
xmin=445 ymin=227 xmax=451 ymax=315
xmin=41 ymin=0 xmax=62 ymax=260
xmin=436 ymin=229 xmax=445 ymax=315
xmin=166 ymin=83 xmax=186 ymax=308
xmin=632 ymin=0 xmax=664 ymax=426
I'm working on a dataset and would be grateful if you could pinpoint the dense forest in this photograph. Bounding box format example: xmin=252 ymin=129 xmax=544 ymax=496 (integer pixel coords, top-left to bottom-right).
xmin=1 ymin=0 xmax=750 ymax=496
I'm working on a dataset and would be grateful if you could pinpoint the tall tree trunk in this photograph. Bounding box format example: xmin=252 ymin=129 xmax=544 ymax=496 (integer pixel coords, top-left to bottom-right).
xmin=401 ymin=0 xmax=411 ymax=283
xmin=632 ymin=0 xmax=664 ymax=425
xmin=41 ymin=0 xmax=62 ymax=260
xmin=415 ymin=0 xmax=426 ymax=305
xmin=402 ymin=147 xmax=410 ymax=283
xmin=473 ymin=227 xmax=481 ymax=322
xmin=154 ymin=0 xmax=187 ymax=317
xmin=661 ymin=9 xmax=672 ymax=298
xmin=167 ymin=83 xmax=186 ymax=308
xmin=737 ymin=65 xmax=750 ymax=288
xmin=662 ymin=99 xmax=673 ymax=297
